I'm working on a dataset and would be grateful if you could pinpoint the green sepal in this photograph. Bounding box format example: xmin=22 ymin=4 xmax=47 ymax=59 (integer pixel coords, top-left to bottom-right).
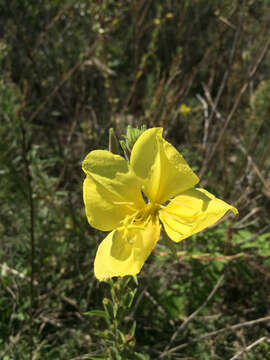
xmin=120 ymin=125 xmax=147 ymax=159
xmin=109 ymin=128 xmax=120 ymax=154
xmin=119 ymin=139 xmax=130 ymax=160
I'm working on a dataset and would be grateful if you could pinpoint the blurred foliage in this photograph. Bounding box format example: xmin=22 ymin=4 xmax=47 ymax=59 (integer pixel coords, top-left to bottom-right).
xmin=1 ymin=0 xmax=270 ymax=358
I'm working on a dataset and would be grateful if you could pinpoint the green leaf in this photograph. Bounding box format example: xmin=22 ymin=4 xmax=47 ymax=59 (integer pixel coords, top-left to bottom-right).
xmin=122 ymin=289 xmax=137 ymax=308
xmin=132 ymin=275 xmax=138 ymax=286
xmin=129 ymin=320 xmax=136 ymax=337
xmin=84 ymin=310 xmax=108 ymax=319
xmin=104 ymin=298 xmax=118 ymax=319
xmin=134 ymin=352 xmax=150 ymax=360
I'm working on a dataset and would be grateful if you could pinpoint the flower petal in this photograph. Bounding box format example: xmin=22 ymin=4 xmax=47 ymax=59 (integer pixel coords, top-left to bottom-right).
xmin=159 ymin=188 xmax=238 ymax=242
xmin=130 ymin=128 xmax=199 ymax=204
xmin=83 ymin=150 xmax=144 ymax=231
xmin=94 ymin=219 xmax=160 ymax=280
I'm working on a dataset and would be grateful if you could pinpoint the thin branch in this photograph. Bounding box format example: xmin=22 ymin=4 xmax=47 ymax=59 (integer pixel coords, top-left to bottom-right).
xmin=162 ymin=315 xmax=270 ymax=356
xmin=235 ymin=224 xmax=270 ymax=246
xmin=200 ymin=1 xmax=243 ymax=170
xmin=229 ymin=336 xmax=270 ymax=360
xmin=231 ymin=206 xmax=261 ymax=229
xmin=236 ymin=141 xmax=270 ymax=193
xmin=0 ymin=262 xmax=82 ymax=314
xmin=0 ymin=263 xmax=38 ymax=285
xmin=29 ymin=42 xmax=97 ymax=123
xmin=200 ymin=23 xmax=270 ymax=178
xmin=159 ymin=275 xmax=224 ymax=358
xmin=196 ymin=94 xmax=209 ymax=148
xmin=201 ymin=315 xmax=270 ymax=341
xmin=28 ymin=60 xmax=82 ymax=123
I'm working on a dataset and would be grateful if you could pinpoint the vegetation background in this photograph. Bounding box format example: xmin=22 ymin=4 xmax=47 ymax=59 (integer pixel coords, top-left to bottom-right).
xmin=1 ymin=0 xmax=270 ymax=359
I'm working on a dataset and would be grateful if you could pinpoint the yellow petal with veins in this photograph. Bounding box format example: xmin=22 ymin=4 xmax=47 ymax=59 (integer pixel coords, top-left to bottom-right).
xmin=94 ymin=219 xmax=160 ymax=280
xmin=82 ymin=150 xmax=144 ymax=231
xmin=130 ymin=128 xmax=199 ymax=204
xmin=159 ymin=188 xmax=238 ymax=242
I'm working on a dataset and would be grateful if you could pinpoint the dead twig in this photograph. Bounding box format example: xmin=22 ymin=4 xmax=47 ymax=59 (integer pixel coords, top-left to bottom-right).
xmin=29 ymin=41 xmax=97 ymax=124
xmin=200 ymin=23 xmax=270 ymax=178
xmin=0 ymin=263 xmax=38 ymax=285
xmin=236 ymin=140 xmax=270 ymax=195
xmin=161 ymin=315 xmax=270 ymax=356
xmin=229 ymin=336 xmax=270 ymax=360
xmin=196 ymin=94 xmax=209 ymax=149
xmin=159 ymin=275 xmax=224 ymax=358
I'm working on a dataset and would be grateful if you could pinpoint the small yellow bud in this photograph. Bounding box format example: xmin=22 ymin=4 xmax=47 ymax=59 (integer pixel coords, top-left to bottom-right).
xmin=179 ymin=104 xmax=191 ymax=114
xmin=103 ymin=298 xmax=109 ymax=305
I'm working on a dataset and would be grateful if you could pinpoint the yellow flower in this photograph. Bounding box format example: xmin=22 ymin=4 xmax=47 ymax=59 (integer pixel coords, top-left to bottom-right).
xmin=179 ymin=104 xmax=191 ymax=114
xmin=82 ymin=128 xmax=238 ymax=281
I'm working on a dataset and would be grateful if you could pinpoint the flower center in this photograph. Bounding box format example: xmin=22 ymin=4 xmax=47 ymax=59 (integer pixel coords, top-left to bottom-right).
xmin=139 ymin=201 xmax=160 ymax=221
xmin=116 ymin=201 xmax=161 ymax=245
